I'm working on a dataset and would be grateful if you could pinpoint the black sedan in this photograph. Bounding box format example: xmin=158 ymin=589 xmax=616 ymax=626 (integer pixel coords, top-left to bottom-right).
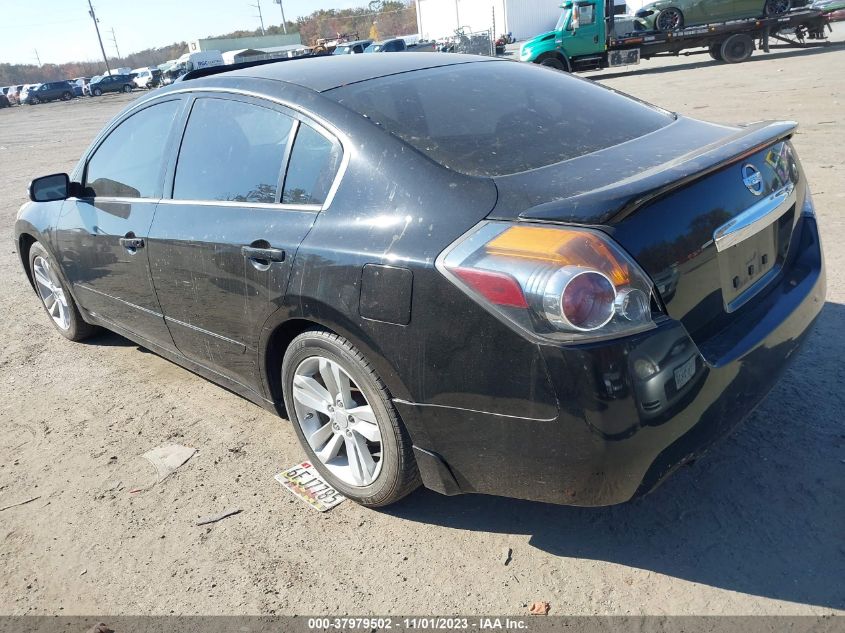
xmin=15 ymin=55 xmax=825 ymax=507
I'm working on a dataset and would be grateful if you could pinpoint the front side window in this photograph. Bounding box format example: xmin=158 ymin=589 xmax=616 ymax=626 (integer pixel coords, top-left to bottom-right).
xmin=282 ymin=124 xmax=342 ymax=206
xmin=173 ymin=98 xmax=294 ymax=204
xmin=84 ymin=100 xmax=181 ymax=198
xmin=577 ymin=4 xmax=596 ymax=25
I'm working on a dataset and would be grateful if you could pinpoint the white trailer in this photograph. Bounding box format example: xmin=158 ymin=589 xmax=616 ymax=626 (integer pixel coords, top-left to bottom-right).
xmin=416 ymin=0 xmax=627 ymax=41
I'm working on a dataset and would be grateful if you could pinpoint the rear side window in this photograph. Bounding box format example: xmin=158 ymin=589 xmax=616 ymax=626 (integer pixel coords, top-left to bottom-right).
xmin=173 ymin=98 xmax=294 ymax=203
xmin=327 ymin=61 xmax=672 ymax=177
xmin=84 ymin=100 xmax=180 ymax=198
xmin=282 ymin=124 xmax=342 ymax=206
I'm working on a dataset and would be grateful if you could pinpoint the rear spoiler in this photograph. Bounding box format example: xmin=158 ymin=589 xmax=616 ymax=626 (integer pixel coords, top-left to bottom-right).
xmin=518 ymin=120 xmax=797 ymax=225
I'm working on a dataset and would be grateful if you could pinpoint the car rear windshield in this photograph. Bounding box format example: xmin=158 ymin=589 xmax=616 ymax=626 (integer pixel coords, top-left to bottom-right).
xmin=326 ymin=61 xmax=673 ymax=177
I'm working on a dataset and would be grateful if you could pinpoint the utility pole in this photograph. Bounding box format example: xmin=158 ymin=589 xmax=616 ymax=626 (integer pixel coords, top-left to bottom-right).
xmin=273 ymin=0 xmax=288 ymax=34
xmin=86 ymin=0 xmax=111 ymax=74
xmin=33 ymin=48 xmax=42 ymax=66
xmin=110 ymin=27 xmax=121 ymax=60
xmin=250 ymin=0 xmax=266 ymax=35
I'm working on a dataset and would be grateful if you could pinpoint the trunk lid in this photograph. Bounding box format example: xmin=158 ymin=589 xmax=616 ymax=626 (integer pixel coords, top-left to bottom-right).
xmin=490 ymin=117 xmax=804 ymax=355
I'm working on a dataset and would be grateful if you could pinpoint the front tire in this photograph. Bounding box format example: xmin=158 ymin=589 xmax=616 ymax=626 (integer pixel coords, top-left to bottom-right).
xmin=539 ymin=55 xmax=567 ymax=71
xmin=281 ymin=329 xmax=420 ymax=507
xmin=29 ymin=242 xmax=97 ymax=341
xmin=30 ymin=96 xmax=40 ymax=105
xmin=123 ymin=84 xmax=132 ymax=93
xmin=92 ymin=88 xmax=102 ymax=96
xmin=61 ymin=91 xmax=72 ymax=100
xmin=655 ymin=7 xmax=684 ymax=30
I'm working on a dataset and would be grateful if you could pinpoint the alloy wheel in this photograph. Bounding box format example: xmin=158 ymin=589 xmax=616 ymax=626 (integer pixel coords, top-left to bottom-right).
xmin=33 ymin=256 xmax=70 ymax=330
xmin=765 ymin=0 xmax=790 ymax=14
xmin=656 ymin=7 xmax=683 ymax=30
xmin=292 ymin=356 xmax=383 ymax=487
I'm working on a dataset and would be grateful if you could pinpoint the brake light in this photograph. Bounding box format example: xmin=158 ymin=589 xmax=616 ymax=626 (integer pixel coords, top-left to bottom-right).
xmin=437 ymin=222 xmax=658 ymax=343
xmin=453 ymin=268 xmax=528 ymax=308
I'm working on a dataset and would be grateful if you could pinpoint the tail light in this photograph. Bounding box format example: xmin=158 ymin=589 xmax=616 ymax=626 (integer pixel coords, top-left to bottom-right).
xmin=437 ymin=222 xmax=659 ymax=343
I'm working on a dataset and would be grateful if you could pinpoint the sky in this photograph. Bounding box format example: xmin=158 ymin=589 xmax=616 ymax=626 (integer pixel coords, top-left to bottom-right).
xmin=0 ymin=0 xmax=369 ymax=65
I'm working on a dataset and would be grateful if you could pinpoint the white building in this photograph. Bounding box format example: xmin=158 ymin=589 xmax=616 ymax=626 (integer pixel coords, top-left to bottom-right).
xmin=416 ymin=0 xmax=629 ymax=41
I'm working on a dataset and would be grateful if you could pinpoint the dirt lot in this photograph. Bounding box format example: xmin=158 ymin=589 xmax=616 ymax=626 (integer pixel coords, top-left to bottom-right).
xmin=1 ymin=30 xmax=843 ymax=616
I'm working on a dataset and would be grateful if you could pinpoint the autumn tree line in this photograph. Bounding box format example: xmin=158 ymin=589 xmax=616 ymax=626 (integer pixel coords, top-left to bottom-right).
xmin=0 ymin=0 xmax=417 ymax=86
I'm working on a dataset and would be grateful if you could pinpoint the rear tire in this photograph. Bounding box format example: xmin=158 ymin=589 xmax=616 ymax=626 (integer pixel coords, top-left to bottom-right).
xmin=708 ymin=42 xmax=724 ymax=60
xmin=281 ymin=329 xmax=420 ymax=507
xmin=655 ymin=7 xmax=684 ymax=31
xmin=123 ymin=84 xmax=132 ymax=93
xmin=28 ymin=242 xmax=98 ymax=342
xmin=720 ymin=33 xmax=755 ymax=63
xmin=61 ymin=91 xmax=72 ymax=100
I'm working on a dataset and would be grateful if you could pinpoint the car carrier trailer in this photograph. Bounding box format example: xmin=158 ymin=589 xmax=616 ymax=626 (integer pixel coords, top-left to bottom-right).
xmin=519 ymin=0 xmax=836 ymax=72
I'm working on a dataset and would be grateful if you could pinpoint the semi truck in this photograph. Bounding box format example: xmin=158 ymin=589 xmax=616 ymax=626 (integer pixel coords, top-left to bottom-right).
xmin=519 ymin=0 xmax=835 ymax=71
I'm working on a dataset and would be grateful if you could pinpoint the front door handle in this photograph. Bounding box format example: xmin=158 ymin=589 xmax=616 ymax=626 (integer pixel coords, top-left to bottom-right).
xmin=242 ymin=245 xmax=286 ymax=263
xmin=119 ymin=237 xmax=145 ymax=250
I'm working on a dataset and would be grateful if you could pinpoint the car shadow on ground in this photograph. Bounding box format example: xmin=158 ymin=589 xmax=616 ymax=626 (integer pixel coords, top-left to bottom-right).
xmin=592 ymin=41 xmax=845 ymax=80
xmin=386 ymin=300 xmax=845 ymax=610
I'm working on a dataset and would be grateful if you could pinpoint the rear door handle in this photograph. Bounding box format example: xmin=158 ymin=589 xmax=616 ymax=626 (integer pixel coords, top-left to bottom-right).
xmin=119 ymin=237 xmax=145 ymax=250
xmin=241 ymin=245 xmax=286 ymax=262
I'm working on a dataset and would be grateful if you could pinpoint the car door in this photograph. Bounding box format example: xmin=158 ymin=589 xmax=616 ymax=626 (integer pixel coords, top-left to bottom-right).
xmin=565 ymin=2 xmax=604 ymax=56
xmin=146 ymin=94 xmax=343 ymax=388
xmin=55 ymin=97 xmax=185 ymax=347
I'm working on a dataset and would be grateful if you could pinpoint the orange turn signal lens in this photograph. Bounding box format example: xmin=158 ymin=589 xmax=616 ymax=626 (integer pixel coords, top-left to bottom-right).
xmin=485 ymin=225 xmax=630 ymax=286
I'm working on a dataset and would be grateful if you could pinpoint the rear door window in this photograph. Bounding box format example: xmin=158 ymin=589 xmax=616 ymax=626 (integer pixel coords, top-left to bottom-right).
xmin=84 ymin=100 xmax=181 ymax=198
xmin=327 ymin=61 xmax=672 ymax=177
xmin=172 ymin=97 xmax=294 ymax=203
xmin=281 ymin=124 xmax=343 ymax=206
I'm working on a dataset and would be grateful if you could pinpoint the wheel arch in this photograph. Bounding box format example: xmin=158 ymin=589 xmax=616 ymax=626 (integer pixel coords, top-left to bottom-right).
xmin=259 ymin=306 xmax=410 ymax=419
xmin=535 ymin=51 xmax=572 ymax=71
xmin=18 ymin=232 xmax=37 ymax=290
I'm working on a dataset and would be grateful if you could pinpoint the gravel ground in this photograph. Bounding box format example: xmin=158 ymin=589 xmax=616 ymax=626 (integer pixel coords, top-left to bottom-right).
xmin=1 ymin=30 xmax=843 ymax=616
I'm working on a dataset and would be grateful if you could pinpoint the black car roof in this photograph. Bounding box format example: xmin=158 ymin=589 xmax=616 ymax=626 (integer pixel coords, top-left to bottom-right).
xmin=221 ymin=53 xmax=497 ymax=93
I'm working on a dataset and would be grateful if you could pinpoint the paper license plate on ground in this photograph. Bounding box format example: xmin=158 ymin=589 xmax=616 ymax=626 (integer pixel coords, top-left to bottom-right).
xmin=674 ymin=355 xmax=697 ymax=391
xmin=275 ymin=461 xmax=346 ymax=512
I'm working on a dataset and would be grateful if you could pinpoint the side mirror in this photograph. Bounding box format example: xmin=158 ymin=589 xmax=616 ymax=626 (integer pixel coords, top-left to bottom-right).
xmin=29 ymin=173 xmax=70 ymax=202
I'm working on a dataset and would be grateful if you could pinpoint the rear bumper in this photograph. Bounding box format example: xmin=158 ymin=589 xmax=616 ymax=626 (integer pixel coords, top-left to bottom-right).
xmin=399 ymin=217 xmax=825 ymax=506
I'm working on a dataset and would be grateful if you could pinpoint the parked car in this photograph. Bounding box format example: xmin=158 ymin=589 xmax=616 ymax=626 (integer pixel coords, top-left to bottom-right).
xmin=87 ymin=74 xmax=134 ymax=96
xmin=131 ymin=67 xmax=162 ymax=89
xmin=332 ymin=39 xmax=373 ymax=54
xmin=25 ymin=81 xmax=76 ymax=104
xmin=364 ymin=38 xmax=409 ymax=52
xmin=16 ymin=55 xmax=825 ymax=508
xmin=71 ymin=77 xmax=90 ymax=97
xmin=636 ymin=0 xmax=791 ymax=30
xmin=0 ymin=92 xmax=9 ymax=108
xmin=18 ymin=84 xmax=40 ymax=104
xmin=8 ymin=85 xmax=24 ymax=105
